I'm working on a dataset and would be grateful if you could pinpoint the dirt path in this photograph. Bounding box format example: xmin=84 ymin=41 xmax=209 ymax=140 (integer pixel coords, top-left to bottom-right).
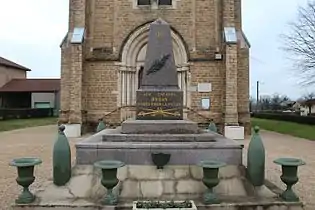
xmin=0 ymin=126 xmax=314 ymax=209
xmin=0 ymin=125 xmax=82 ymax=210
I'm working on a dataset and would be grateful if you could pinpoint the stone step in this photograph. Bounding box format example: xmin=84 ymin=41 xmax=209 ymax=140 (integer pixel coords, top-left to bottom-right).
xmin=121 ymin=120 xmax=199 ymax=134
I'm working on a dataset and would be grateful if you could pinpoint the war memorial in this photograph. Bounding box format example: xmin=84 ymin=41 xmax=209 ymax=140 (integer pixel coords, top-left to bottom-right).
xmin=10 ymin=18 xmax=306 ymax=210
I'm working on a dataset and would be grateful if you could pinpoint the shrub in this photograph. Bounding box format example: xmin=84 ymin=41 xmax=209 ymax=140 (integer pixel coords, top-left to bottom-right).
xmin=252 ymin=113 xmax=315 ymax=125
xmin=0 ymin=108 xmax=54 ymax=120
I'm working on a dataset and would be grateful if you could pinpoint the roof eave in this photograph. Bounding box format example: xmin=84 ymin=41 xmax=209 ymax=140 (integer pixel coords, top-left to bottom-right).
xmin=0 ymin=63 xmax=31 ymax=71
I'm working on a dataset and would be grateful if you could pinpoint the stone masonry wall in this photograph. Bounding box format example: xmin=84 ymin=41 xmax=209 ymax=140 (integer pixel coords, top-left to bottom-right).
xmin=61 ymin=0 xmax=250 ymax=134
xmin=187 ymin=61 xmax=225 ymax=124
xmin=83 ymin=61 xmax=119 ymax=122
xmin=238 ymin=48 xmax=251 ymax=135
xmin=36 ymin=165 xmax=246 ymax=202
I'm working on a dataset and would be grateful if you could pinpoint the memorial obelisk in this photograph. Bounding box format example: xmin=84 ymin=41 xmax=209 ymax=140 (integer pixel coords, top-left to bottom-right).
xmin=136 ymin=19 xmax=183 ymax=120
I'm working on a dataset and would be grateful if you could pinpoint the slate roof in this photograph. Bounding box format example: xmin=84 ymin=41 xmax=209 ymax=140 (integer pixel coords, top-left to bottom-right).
xmin=0 ymin=56 xmax=31 ymax=71
xmin=0 ymin=79 xmax=60 ymax=92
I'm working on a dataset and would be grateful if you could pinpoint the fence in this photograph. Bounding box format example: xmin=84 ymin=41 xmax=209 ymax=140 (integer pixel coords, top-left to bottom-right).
xmin=252 ymin=112 xmax=315 ymax=125
xmin=0 ymin=108 xmax=54 ymax=120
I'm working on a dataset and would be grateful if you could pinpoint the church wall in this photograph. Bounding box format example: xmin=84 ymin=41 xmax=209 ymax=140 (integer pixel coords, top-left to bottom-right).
xmin=62 ymin=0 xmax=251 ymax=135
xmin=83 ymin=61 xmax=120 ymax=123
xmin=237 ymin=47 xmax=250 ymax=134
xmin=86 ymin=0 xmax=220 ymax=56
xmin=188 ymin=61 xmax=224 ymax=123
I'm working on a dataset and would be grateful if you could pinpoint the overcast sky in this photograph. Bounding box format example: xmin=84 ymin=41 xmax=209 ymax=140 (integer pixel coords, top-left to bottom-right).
xmin=0 ymin=0 xmax=313 ymax=100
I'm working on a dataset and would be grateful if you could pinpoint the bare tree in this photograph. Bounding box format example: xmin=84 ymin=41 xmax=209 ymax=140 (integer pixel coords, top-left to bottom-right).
xmin=270 ymin=94 xmax=290 ymax=111
xmin=303 ymin=92 xmax=315 ymax=100
xmin=260 ymin=97 xmax=271 ymax=111
xmin=281 ymin=1 xmax=315 ymax=86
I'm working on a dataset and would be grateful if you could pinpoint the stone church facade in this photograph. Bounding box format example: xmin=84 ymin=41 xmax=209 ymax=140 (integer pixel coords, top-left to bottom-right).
xmin=59 ymin=0 xmax=251 ymax=134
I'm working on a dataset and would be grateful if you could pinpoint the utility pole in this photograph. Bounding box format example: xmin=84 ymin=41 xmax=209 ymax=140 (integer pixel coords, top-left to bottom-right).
xmin=256 ymin=81 xmax=259 ymax=112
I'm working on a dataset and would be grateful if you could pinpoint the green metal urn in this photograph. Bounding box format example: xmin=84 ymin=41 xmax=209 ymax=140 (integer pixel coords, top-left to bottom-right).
xmin=53 ymin=125 xmax=71 ymax=186
xmin=274 ymin=157 xmax=305 ymax=202
xmin=198 ymin=160 xmax=226 ymax=204
xmin=9 ymin=157 xmax=42 ymax=204
xmin=96 ymin=118 xmax=106 ymax=133
xmin=94 ymin=160 xmax=125 ymax=205
xmin=247 ymin=126 xmax=265 ymax=186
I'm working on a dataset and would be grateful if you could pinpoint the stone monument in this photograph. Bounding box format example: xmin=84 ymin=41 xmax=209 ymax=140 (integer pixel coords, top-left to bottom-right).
xmin=11 ymin=19 xmax=305 ymax=210
xmin=136 ymin=19 xmax=183 ymax=120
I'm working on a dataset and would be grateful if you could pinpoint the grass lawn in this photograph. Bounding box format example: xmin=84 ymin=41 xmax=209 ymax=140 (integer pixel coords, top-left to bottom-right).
xmin=251 ymin=118 xmax=315 ymax=140
xmin=0 ymin=117 xmax=58 ymax=132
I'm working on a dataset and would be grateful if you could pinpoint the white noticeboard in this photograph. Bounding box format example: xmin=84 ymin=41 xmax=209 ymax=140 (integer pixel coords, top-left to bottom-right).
xmin=224 ymin=126 xmax=245 ymax=140
xmin=198 ymin=83 xmax=212 ymax=93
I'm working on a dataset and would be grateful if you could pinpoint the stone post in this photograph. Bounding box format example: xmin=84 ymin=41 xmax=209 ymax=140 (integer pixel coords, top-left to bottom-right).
xmin=223 ymin=0 xmax=238 ymax=125
xmin=66 ymin=0 xmax=86 ymax=132
xmin=68 ymin=45 xmax=83 ymax=124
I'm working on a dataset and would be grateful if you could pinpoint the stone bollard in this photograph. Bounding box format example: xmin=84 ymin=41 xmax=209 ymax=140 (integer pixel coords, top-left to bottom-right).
xmin=207 ymin=119 xmax=218 ymax=133
xmin=247 ymin=126 xmax=265 ymax=186
xmin=96 ymin=118 xmax=106 ymax=133
xmin=53 ymin=125 xmax=71 ymax=186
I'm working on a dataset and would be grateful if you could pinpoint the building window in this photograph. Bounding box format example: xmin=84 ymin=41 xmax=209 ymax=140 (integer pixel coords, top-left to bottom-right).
xmin=158 ymin=0 xmax=172 ymax=5
xmin=138 ymin=0 xmax=150 ymax=5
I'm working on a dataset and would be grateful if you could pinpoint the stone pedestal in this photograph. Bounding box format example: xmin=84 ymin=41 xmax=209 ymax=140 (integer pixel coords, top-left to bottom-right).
xmin=75 ymin=127 xmax=243 ymax=165
xmin=121 ymin=120 xmax=198 ymax=134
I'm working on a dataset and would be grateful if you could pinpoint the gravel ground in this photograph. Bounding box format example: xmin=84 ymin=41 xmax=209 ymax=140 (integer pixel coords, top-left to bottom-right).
xmin=240 ymin=130 xmax=315 ymax=210
xmin=0 ymin=126 xmax=314 ymax=209
xmin=0 ymin=125 xmax=81 ymax=210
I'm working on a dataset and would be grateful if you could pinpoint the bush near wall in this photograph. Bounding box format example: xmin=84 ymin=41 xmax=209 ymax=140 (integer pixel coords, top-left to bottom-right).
xmin=0 ymin=108 xmax=54 ymax=120
xmin=251 ymin=112 xmax=315 ymax=125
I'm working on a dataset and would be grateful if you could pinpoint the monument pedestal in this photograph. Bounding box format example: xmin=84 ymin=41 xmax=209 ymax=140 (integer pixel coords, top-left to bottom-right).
xmin=11 ymin=19 xmax=305 ymax=210
xmin=121 ymin=120 xmax=198 ymax=134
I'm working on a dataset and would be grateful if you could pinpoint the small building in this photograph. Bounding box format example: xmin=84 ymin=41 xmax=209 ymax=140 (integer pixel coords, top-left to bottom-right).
xmin=0 ymin=56 xmax=61 ymax=119
xmin=0 ymin=56 xmax=30 ymax=88
xmin=0 ymin=79 xmax=60 ymax=112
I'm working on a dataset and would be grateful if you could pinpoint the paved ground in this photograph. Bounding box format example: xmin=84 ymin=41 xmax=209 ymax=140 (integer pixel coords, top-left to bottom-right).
xmin=0 ymin=125 xmax=314 ymax=209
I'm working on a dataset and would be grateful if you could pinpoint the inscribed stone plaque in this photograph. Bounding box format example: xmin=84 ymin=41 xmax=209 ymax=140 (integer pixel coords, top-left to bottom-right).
xmin=136 ymin=90 xmax=183 ymax=120
xmin=198 ymin=83 xmax=212 ymax=93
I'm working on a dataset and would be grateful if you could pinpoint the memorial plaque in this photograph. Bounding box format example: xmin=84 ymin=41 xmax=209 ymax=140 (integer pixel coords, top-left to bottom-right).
xmin=137 ymin=90 xmax=183 ymax=120
xmin=136 ymin=18 xmax=183 ymax=120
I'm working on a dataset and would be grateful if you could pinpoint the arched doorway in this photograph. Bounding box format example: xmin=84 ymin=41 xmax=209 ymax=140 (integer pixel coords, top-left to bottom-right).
xmin=117 ymin=22 xmax=190 ymax=119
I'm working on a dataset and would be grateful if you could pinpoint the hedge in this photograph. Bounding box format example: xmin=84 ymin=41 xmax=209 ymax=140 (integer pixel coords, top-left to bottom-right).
xmin=251 ymin=113 xmax=315 ymax=125
xmin=0 ymin=108 xmax=54 ymax=120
